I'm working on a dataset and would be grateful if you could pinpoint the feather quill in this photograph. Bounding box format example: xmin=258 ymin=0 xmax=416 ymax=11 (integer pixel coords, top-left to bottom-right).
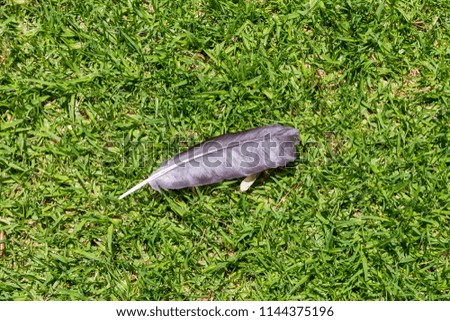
xmin=119 ymin=124 xmax=299 ymax=199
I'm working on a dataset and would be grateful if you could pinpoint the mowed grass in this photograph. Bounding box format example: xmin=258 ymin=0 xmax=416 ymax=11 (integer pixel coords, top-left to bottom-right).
xmin=1 ymin=0 xmax=449 ymax=300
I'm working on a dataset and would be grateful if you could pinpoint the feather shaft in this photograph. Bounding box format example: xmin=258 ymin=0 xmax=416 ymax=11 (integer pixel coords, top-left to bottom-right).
xmin=119 ymin=145 xmax=236 ymax=199
xmin=118 ymin=178 xmax=152 ymax=199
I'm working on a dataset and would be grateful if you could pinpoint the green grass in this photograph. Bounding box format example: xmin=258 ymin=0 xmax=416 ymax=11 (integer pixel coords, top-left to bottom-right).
xmin=1 ymin=0 xmax=449 ymax=300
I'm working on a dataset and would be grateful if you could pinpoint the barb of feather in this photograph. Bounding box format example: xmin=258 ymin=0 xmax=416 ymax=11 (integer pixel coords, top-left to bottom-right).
xmin=240 ymin=173 xmax=261 ymax=192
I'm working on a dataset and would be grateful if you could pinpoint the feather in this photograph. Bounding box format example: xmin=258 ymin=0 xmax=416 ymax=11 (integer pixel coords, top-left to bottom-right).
xmin=119 ymin=124 xmax=299 ymax=199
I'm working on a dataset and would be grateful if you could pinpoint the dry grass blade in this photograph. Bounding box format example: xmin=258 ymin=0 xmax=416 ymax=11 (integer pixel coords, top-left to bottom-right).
xmin=0 ymin=231 xmax=5 ymax=258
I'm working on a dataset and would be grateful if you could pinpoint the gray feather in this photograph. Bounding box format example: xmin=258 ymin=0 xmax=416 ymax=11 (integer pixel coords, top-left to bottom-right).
xmin=119 ymin=124 xmax=299 ymax=199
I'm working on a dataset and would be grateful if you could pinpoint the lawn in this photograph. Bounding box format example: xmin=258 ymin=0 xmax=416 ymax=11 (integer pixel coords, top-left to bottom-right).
xmin=1 ymin=0 xmax=449 ymax=300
